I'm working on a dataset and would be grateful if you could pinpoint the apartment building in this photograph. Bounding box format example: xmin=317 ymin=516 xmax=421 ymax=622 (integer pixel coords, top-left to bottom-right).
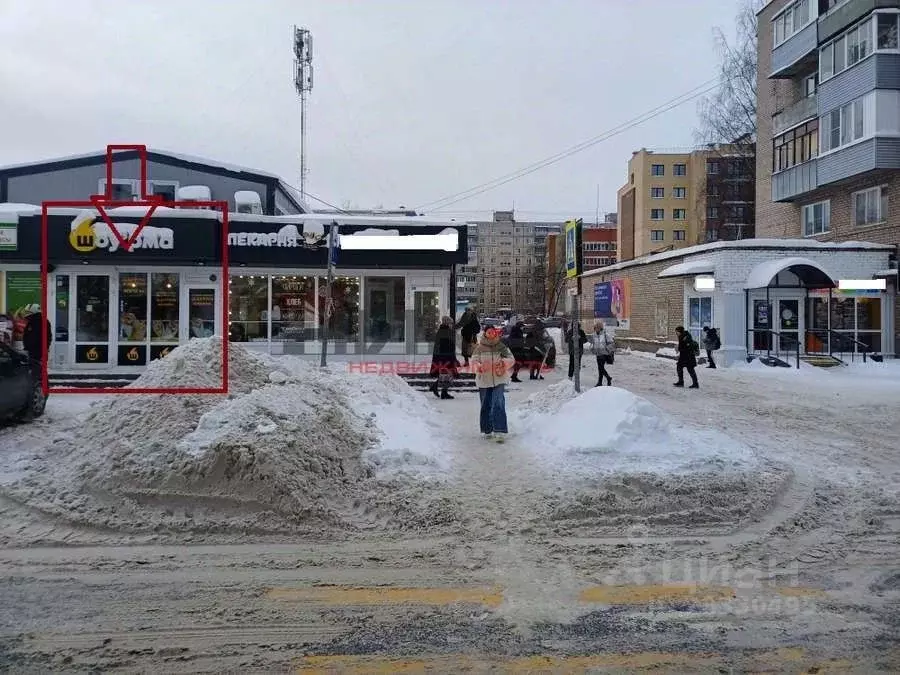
xmin=616 ymin=146 xmax=755 ymax=262
xmin=466 ymin=211 xmax=561 ymax=315
xmin=455 ymin=223 xmax=479 ymax=312
xmin=758 ymin=0 xmax=900 ymax=249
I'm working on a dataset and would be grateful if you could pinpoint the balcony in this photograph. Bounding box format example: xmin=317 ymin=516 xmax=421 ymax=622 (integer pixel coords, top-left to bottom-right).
xmin=772 ymin=160 xmax=819 ymax=201
xmin=771 ymin=20 xmax=818 ymax=78
xmin=819 ymin=0 xmax=899 ymax=42
xmin=773 ymin=94 xmax=818 ymax=135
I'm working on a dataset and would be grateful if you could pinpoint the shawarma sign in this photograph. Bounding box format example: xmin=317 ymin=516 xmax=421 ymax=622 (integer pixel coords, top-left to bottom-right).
xmin=69 ymin=215 xmax=174 ymax=253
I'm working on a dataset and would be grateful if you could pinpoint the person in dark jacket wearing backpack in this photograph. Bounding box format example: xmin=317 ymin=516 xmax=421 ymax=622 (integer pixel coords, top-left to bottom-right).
xmin=22 ymin=305 xmax=52 ymax=364
xmin=674 ymin=326 xmax=699 ymax=389
xmin=701 ymin=326 xmax=720 ymax=369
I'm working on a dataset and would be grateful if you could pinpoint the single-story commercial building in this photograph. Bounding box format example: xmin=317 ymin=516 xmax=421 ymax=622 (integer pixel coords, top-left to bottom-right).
xmin=577 ymin=238 xmax=897 ymax=366
xmin=0 ymin=204 xmax=466 ymax=373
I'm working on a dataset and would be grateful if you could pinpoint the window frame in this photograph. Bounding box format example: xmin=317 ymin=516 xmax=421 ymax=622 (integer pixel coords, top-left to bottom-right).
xmin=687 ymin=296 xmax=713 ymax=344
xmin=818 ymin=91 xmax=874 ymax=155
xmin=773 ymin=0 xmax=815 ymax=48
xmin=650 ymin=187 xmax=665 ymax=199
xmin=673 ymin=186 xmax=687 ymax=199
xmin=673 ymin=208 xmax=687 ymax=220
xmin=851 ymin=185 xmax=887 ymax=226
xmin=801 ymin=200 xmax=831 ymax=236
xmin=650 ymin=230 xmax=665 ymax=242
xmin=98 ymin=178 xmax=138 ymax=202
xmin=673 ymin=163 xmax=687 ymax=176
xmin=149 ymin=180 xmax=180 ymax=202
xmin=650 ymin=208 xmax=665 ymax=220
xmin=651 ymin=164 xmax=665 ymax=176
xmin=673 ymin=230 xmax=686 ymax=241
xmin=706 ymin=160 xmax=720 ymax=175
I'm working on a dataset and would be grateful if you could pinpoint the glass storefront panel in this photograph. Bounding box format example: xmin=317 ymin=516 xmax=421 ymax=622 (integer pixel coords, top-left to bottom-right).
xmin=229 ymin=275 xmax=269 ymax=342
xmin=55 ymin=275 xmax=69 ymax=342
xmin=413 ymin=289 xmax=440 ymax=354
xmin=856 ymin=296 xmax=881 ymax=330
xmin=271 ymin=275 xmax=316 ymax=342
xmin=364 ymin=276 xmax=405 ymax=343
xmin=150 ymin=273 xmax=179 ymax=342
xmin=319 ymin=276 xmax=359 ymax=342
xmin=76 ymin=275 xmax=110 ymax=342
xmin=188 ymin=289 xmax=216 ymax=338
xmin=830 ymin=297 xmax=855 ymax=330
xmin=119 ymin=273 xmax=148 ymax=343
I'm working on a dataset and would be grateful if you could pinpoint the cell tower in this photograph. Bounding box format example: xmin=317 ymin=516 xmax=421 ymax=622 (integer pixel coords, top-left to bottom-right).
xmin=293 ymin=26 xmax=313 ymax=204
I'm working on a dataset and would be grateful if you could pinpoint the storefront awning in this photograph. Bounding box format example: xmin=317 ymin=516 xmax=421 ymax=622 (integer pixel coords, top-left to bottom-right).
xmin=658 ymin=259 xmax=715 ymax=278
xmin=743 ymin=257 xmax=835 ymax=289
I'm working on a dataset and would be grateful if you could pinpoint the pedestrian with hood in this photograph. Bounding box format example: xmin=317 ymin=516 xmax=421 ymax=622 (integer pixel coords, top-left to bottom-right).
xmin=590 ymin=320 xmax=614 ymax=386
xmin=472 ymin=325 xmax=516 ymax=441
xmin=429 ymin=316 xmax=460 ymax=399
xmin=673 ymin=326 xmax=700 ymax=389
xmin=456 ymin=305 xmax=480 ymax=367
xmin=523 ymin=322 xmax=546 ymax=380
xmin=701 ymin=326 xmax=720 ymax=369
xmin=565 ymin=321 xmax=588 ymax=379
xmin=505 ymin=319 xmax=526 ymax=383
xmin=21 ymin=304 xmax=52 ymax=364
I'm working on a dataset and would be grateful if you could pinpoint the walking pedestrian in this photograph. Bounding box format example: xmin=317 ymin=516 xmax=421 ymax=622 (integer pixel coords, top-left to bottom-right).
xmin=472 ymin=326 xmax=516 ymax=441
xmin=456 ymin=305 xmax=480 ymax=367
xmin=701 ymin=326 xmax=720 ymax=369
xmin=590 ymin=320 xmax=614 ymax=386
xmin=673 ymin=326 xmax=700 ymax=389
xmin=429 ymin=316 xmax=460 ymax=399
xmin=505 ymin=319 xmax=526 ymax=383
xmin=21 ymin=304 xmax=52 ymax=364
xmin=565 ymin=322 xmax=588 ymax=379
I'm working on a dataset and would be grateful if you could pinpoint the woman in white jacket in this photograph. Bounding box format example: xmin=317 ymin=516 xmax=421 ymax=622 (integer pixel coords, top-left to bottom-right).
xmin=591 ymin=320 xmax=614 ymax=387
xmin=472 ymin=326 xmax=516 ymax=441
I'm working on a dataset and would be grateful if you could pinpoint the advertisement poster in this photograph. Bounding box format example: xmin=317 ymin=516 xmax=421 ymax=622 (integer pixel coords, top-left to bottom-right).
xmin=0 ymin=221 xmax=17 ymax=251
xmin=5 ymin=271 xmax=41 ymax=346
xmin=593 ymin=282 xmax=611 ymax=317
xmin=610 ymin=278 xmax=631 ymax=329
xmin=565 ymin=220 xmax=579 ymax=278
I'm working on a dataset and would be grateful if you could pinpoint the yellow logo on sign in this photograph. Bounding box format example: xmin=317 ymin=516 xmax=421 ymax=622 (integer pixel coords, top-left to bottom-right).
xmin=126 ymin=347 xmax=140 ymax=361
xmin=85 ymin=347 xmax=100 ymax=361
xmin=70 ymin=218 xmax=97 ymax=252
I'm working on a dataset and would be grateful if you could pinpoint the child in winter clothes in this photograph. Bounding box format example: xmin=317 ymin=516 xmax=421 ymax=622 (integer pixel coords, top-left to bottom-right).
xmin=471 ymin=326 xmax=516 ymax=441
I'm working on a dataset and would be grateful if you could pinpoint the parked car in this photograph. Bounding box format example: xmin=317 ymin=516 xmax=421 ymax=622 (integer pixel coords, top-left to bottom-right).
xmin=0 ymin=343 xmax=47 ymax=423
xmin=481 ymin=317 xmax=503 ymax=329
xmin=540 ymin=316 xmax=564 ymax=328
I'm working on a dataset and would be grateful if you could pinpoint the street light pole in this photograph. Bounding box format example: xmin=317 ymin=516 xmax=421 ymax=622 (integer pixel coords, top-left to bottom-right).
xmin=319 ymin=222 xmax=337 ymax=367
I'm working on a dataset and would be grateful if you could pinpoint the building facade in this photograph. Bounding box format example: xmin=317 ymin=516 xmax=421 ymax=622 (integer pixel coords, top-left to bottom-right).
xmin=469 ymin=211 xmax=561 ymax=315
xmin=455 ymin=223 xmax=479 ymax=312
xmin=617 ymin=146 xmax=755 ymax=262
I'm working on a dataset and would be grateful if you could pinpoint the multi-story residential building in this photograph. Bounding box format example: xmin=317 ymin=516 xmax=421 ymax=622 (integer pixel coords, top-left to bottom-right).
xmin=617 ymin=146 xmax=755 ymax=261
xmin=455 ymin=223 xmax=479 ymax=312
xmin=757 ymin=0 xmax=900 ymax=251
xmin=545 ymin=226 xmax=617 ymax=315
xmin=467 ymin=211 xmax=561 ymax=315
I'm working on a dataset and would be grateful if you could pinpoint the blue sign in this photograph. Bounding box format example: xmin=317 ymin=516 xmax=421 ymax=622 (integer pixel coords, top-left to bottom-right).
xmin=594 ymin=282 xmax=612 ymax=317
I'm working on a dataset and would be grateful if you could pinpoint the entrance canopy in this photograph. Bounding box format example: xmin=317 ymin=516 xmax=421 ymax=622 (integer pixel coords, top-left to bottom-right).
xmin=743 ymin=257 xmax=836 ymax=290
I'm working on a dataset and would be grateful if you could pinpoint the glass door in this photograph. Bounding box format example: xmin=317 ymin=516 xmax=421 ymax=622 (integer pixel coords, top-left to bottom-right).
xmin=752 ymin=298 xmax=772 ymax=351
xmin=73 ymin=274 xmax=112 ymax=367
xmin=410 ymin=287 xmax=441 ymax=355
xmin=776 ymin=298 xmax=801 ymax=353
xmin=184 ymin=286 xmax=219 ymax=340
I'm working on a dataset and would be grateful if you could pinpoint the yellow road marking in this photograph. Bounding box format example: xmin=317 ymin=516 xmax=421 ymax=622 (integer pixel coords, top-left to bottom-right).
xmin=295 ymin=652 xmax=724 ymax=674
xmin=266 ymin=585 xmax=504 ymax=607
xmin=773 ymin=586 xmax=828 ymax=598
xmin=579 ymin=584 xmax=735 ymax=604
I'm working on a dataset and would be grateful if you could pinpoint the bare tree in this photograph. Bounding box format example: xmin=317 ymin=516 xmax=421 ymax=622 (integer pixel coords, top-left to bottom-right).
xmin=696 ymin=0 xmax=762 ymax=155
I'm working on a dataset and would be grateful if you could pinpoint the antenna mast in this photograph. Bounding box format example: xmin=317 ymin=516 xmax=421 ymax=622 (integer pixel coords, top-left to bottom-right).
xmin=293 ymin=26 xmax=314 ymax=204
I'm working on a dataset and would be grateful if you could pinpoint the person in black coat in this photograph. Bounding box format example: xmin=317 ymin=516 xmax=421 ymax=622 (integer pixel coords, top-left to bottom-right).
xmin=674 ymin=325 xmax=699 ymax=388
xmin=430 ymin=316 xmax=460 ymax=399
xmin=22 ymin=308 xmax=52 ymax=363
xmin=565 ymin=323 xmax=588 ymax=379
xmin=455 ymin=306 xmax=480 ymax=367
xmin=505 ymin=320 xmax=526 ymax=383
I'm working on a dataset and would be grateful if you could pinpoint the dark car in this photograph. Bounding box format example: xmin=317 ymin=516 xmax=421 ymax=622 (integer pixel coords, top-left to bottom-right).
xmin=0 ymin=343 xmax=47 ymax=423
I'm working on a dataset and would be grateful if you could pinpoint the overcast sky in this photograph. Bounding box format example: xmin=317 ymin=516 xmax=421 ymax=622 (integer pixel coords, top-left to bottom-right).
xmin=1 ymin=0 xmax=742 ymax=222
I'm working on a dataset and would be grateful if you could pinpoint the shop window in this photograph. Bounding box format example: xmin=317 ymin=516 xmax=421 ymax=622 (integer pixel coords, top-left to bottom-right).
xmin=830 ymin=296 xmax=855 ymax=330
xmin=188 ymin=289 xmax=216 ymax=338
xmin=856 ymin=296 xmax=882 ymax=352
xmin=320 ymin=276 xmax=359 ymax=342
xmin=5 ymin=271 xmax=42 ymax=347
xmin=228 ymin=275 xmax=268 ymax=342
xmin=151 ymin=273 xmax=179 ymax=342
xmin=271 ymin=275 xmax=316 ymax=342
xmin=119 ymin=273 xmax=148 ymax=343
xmin=688 ymin=296 xmax=713 ymax=343
xmin=364 ymin=276 xmax=405 ymax=342
xmin=55 ymin=275 xmax=69 ymax=342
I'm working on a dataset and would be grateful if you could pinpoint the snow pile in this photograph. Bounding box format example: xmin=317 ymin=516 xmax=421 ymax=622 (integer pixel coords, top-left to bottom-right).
xmin=511 ymin=384 xmax=779 ymax=531
xmin=0 ymin=338 xmax=455 ymax=538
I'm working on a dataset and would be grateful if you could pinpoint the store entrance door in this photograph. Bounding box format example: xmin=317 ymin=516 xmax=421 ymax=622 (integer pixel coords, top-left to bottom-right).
xmin=183 ymin=285 xmax=220 ymax=340
xmin=408 ymin=287 xmax=442 ymax=356
xmin=71 ymin=274 xmax=112 ymax=368
xmin=775 ymin=298 xmax=803 ymax=354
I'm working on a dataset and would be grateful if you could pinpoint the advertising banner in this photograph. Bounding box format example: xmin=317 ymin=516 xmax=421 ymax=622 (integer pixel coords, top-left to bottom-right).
xmin=593 ymin=278 xmax=631 ymax=327
xmin=0 ymin=220 xmax=17 ymax=251
xmin=564 ymin=219 xmax=581 ymax=279
xmin=593 ymin=282 xmax=611 ymax=317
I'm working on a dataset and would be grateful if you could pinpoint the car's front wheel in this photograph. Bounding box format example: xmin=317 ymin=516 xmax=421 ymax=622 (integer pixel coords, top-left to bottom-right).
xmin=19 ymin=380 xmax=47 ymax=422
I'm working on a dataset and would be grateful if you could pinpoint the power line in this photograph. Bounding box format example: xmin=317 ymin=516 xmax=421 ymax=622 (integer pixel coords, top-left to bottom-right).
xmin=415 ymin=77 xmax=721 ymax=212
